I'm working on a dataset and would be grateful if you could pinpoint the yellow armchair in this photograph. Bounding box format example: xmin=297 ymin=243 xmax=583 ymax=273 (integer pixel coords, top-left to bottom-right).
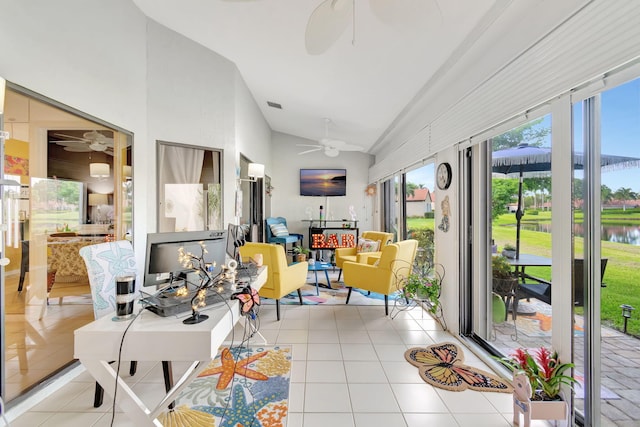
xmin=343 ymin=239 xmax=418 ymax=315
xmin=239 ymin=242 xmax=308 ymax=320
xmin=335 ymin=231 xmax=394 ymax=281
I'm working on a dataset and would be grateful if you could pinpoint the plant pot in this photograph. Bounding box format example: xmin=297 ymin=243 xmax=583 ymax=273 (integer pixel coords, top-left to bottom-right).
xmin=296 ymin=254 xmax=307 ymax=262
xmin=493 ymin=277 xmax=518 ymax=295
xmin=502 ymin=249 xmax=516 ymax=259
xmin=512 ymin=372 xmax=568 ymax=425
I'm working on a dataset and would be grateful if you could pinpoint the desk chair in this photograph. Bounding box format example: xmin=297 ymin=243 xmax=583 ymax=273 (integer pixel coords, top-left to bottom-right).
xmin=265 ymin=217 xmax=303 ymax=254
xmin=79 ymin=240 xmax=174 ymax=408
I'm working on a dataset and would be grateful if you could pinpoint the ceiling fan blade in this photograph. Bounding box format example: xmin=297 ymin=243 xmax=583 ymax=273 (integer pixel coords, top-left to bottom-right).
xmin=305 ymin=0 xmax=353 ymax=55
xmin=54 ymin=133 xmax=89 ymax=142
xmin=298 ymin=148 xmax=322 ymax=155
xmin=50 ymin=140 xmax=86 ymax=146
xmin=369 ymin=0 xmax=438 ymax=28
xmin=296 ymin=143 xmax=322 ymax=148
xmin=63 ymin=145 xmax=93 ymax=152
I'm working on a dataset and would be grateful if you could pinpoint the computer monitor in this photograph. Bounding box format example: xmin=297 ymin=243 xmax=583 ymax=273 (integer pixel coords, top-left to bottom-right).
xmin=143 ymin=230 xmax=227 ymax=288
xmin=226 ymin=223 xmax=246 ymax=263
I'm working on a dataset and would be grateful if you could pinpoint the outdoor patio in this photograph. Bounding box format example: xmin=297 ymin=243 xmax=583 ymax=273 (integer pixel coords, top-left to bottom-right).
xmin=493 ymin=301 xmax=640 ymax=427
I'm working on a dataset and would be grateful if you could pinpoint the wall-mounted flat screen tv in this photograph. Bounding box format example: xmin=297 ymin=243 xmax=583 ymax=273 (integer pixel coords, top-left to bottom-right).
xmin=300 ymin=168 xmax=347 ymax=196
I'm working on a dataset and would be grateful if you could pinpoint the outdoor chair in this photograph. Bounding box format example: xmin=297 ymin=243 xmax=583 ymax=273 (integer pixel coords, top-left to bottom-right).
xmin=518 ymin=258 xmax=607 ymax=306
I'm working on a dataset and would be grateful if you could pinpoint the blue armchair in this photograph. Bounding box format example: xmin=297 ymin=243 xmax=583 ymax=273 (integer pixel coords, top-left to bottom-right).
xmin=265 ymin=217 xmax=303 ymax=252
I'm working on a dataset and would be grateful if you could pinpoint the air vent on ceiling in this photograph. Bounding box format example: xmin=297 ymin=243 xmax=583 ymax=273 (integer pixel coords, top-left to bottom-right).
xmin=267 ymin=101 xmax=282 ymax=109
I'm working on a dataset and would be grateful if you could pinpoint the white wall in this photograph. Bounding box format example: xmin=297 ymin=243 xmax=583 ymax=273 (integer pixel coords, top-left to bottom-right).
xmin=0 ymin=0 xmax=273 ymax=265
xmin=0 ymin=0 xmax=149 ymax=262
xmin=271 ymin=131 xmax=374 ymax=244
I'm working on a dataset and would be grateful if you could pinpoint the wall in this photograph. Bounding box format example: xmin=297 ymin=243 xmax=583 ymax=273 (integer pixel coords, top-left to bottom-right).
xmin=0 ymin=0 xmax=148 ymax=262
xmin=271 ymin=131 xmax=374 ymax=245
xmin=0 ymin=0 xmax=273 ymax=264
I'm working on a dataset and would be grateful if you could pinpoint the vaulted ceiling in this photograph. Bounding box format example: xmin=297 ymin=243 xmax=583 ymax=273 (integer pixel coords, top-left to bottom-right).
xmin=132 ymin=0 xmax=587 ymax=155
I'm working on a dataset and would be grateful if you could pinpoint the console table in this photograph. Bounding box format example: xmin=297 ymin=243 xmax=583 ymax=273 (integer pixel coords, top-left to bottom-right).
xmin=74 ymin=267 xmax=266 ymax=426
xmin=302 ymin=219 xmax=359 ymax=250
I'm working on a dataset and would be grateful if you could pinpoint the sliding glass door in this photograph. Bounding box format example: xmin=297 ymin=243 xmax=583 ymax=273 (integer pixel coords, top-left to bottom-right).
xmin=572 ymin=77 xmax=640 ymax=426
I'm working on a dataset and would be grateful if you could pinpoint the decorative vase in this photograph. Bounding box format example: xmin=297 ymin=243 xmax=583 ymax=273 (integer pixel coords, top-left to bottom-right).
xmin=512 ymin=373 xmax=568 ymax=427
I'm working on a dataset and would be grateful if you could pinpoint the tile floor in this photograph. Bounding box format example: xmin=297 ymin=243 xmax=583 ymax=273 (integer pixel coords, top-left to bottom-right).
xmin=6 ymin=303 xmax=558 ymax=427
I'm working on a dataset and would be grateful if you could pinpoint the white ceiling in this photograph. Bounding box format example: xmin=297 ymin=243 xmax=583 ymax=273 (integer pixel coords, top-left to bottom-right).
xmin=130 ymin=0 xmax=580 ymax=154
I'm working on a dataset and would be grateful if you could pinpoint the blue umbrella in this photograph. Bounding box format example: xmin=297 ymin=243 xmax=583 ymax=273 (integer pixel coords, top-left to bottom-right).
xmin=492 ymin=143 xmax=640 ymax=258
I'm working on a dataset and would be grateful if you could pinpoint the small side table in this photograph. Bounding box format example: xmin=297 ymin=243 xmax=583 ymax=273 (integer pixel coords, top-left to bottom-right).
xmin=308 ymin=262 xmax=332 ymax=295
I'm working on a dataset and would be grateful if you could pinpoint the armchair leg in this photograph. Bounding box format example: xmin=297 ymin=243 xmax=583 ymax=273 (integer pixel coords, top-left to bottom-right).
xmin=129 ymin=361 xmax=137 ymax=376
xmin=337 ymin=269 xmax=342 ymax=282
xmin=346 ymin=287 xmax=353 ymax=305
xmin=384 ymin=295 xmax=389 ymax=316
xmin=297 ymin=289 xmax=303 ymax=305
xmin=276 ymin=300 xmax=281 ymax=321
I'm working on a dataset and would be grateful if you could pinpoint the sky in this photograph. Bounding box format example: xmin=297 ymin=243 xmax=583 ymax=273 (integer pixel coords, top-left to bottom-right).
xmin=406 ymin=78 xmax=640 ymax=194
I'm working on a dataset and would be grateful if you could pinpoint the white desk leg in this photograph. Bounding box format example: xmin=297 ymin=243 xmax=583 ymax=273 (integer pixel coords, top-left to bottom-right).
xmin=150 ymin=360 xmax=210 ymax=419
xmin=82 ymin=359 xmax=161 ymax=427
xmin=235 ymin=315 xmax=267 ymax=345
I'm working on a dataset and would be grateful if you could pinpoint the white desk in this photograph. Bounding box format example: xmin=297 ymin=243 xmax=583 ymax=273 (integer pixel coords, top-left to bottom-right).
xmin=74 ymin=267 xmax=266 ymax=426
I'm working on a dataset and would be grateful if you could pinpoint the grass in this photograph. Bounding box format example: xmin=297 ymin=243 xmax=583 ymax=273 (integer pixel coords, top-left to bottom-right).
xmin=408 ymin=212 xmax=640 ymax=336
xmin=493 ymin=211 xmax=640 ymax=337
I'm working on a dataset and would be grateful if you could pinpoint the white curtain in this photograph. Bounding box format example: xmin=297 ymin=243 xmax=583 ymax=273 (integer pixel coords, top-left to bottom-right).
xmin=158 ymin=144 xmax=205 ymax=232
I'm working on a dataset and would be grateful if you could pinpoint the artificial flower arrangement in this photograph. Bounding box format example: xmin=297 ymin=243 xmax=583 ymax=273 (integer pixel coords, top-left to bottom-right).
xmin=496 ymin=346 xmax=577 ymax=401
xmin=177 ymin=242 xmax=236 ymax=324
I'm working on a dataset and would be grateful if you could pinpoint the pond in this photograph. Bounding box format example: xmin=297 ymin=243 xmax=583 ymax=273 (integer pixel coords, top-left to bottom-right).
xmin=519 ymin=222 xmax=640 ymax=246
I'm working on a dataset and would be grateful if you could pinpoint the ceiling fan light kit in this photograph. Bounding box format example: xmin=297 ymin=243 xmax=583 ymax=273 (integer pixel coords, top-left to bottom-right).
xmin=297 ymin=118 xmax=363 ymax=157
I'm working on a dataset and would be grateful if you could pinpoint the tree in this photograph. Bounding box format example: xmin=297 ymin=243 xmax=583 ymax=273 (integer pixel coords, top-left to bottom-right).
xmin=491 ymin=118 xmax=551 ymax=151
xmin=405 ymin=182 xmax=420 ymax=198
xmin=613 ymin=187 xmax=638 ymax=211
xmin=492 ymin=178 xmax=519 ymax=220
xmin=601 ymin=185 xmax=613 ymax=205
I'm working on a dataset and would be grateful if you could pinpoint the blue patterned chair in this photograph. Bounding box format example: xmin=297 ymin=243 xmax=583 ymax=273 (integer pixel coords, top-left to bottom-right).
xmin=265 ymin=217 xmax=303 ymax=252
xmin=79 ymin=240 xmax=173 ymax=408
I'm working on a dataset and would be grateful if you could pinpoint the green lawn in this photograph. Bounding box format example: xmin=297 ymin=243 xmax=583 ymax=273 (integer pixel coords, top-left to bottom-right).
xmin=408 ymin=212 xmax=640 ymax=337
xmin=493 ymin=211 xmax=640 ymax=337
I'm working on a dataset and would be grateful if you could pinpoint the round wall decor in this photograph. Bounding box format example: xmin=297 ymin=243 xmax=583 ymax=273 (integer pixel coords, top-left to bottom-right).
xmin=437 ymin=162 xmax=452 ymax=190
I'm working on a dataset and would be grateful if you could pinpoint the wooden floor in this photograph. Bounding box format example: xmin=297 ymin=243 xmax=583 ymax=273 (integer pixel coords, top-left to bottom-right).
xmin=3 ymin=273 xmax=94 ymax=401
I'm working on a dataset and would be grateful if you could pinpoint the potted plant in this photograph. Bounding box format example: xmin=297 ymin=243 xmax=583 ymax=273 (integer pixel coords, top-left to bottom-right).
xmin=502 ymin=243 xmax=517 ymax=259
xmin=496 ymin=347 xmax=577 ymax=425
xmin=492 ymin=255 xmax=518 ymax=296
xmin=292 ymin=245 xmax=310 ymax=262
xmin=402 ymin=272 xmax=441 ymax=314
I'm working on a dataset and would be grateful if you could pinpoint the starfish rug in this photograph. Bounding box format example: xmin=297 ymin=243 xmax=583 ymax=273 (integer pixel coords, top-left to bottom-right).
xmin=159 ymin=345 xmax=291 ymax=427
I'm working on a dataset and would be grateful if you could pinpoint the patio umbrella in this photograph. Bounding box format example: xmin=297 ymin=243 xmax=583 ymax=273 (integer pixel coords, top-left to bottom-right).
xmin=492 ymin=142 xmax=640 ymax=259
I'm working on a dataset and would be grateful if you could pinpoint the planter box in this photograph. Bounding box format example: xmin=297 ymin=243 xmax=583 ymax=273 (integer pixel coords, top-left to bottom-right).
xmin=513 ymin=373 xmax=569 ymax=426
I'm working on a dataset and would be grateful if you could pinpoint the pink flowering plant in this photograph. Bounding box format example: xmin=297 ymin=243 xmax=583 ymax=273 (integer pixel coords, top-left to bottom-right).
xmin=497 ymin=347 xmax=577 ymax=400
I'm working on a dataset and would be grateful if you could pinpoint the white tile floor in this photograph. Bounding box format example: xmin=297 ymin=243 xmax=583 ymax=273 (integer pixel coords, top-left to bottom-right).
xmin=6 ymin=303 xmax=558 ymax=427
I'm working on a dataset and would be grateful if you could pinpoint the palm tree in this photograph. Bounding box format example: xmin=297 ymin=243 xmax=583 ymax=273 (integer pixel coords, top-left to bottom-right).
xmin=613 ymin=187 xmax=638 ymax=211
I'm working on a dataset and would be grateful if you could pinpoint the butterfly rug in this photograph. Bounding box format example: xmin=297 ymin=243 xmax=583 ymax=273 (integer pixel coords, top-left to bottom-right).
xmin=158 ymin=345 xmax=291 ymax=427
xmin=405 ymin=342 xmax=513 ymax=393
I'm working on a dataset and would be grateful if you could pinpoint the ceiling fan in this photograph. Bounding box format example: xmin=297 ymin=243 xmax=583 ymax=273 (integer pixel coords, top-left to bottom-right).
xmin=50 ymin=130 xmax=115 ymax=155
xmin=223 ymin=0 xmax=436 ymax=55
xmin=297 ymin=118 xmax=363 ymax=157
